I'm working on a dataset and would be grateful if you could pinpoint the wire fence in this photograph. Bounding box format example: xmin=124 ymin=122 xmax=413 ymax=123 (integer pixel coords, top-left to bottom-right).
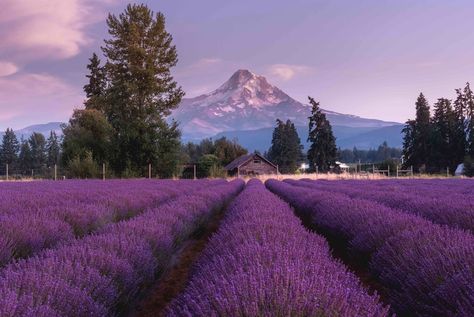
xmin=0 ymin=164 xmax=200 ymax=181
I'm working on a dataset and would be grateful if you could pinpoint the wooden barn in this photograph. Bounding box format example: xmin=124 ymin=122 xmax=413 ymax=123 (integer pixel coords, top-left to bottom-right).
xmin=225 ymin=153 xmax=277 ymax=177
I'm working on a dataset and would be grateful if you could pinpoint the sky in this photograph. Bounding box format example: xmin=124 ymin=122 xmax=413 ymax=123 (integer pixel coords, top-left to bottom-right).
xmin=1 ymin=0 xmax=474 ymax=130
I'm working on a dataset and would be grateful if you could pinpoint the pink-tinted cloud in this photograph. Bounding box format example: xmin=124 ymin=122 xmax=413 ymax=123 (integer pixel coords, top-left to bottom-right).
xmin=266 ymin=64 xmax=313 ymax=81
xmin=0 ymin=73 xmax=83 ymax=129
xmin=0 ymin=62 xmax=18 ymax=77
xmin=0 ymin=0 xmax=113 ymax=60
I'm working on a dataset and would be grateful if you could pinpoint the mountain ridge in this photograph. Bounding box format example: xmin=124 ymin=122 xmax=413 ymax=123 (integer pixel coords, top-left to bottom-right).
xmin=173 ymin=69 xmax=401 ymax=140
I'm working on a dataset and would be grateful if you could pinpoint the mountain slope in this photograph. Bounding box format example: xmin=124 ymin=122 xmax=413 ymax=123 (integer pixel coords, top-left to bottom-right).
xmin=214 ymin=124 xmax=404 ymax=152
xmin=173 ymin=69 xmax=400 ymax=140
xmin=0 ymin=122 xmax=63 ymax=140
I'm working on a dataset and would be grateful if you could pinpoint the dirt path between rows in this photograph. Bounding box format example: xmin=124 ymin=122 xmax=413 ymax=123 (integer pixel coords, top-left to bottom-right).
xmin=295 ymin=210 xmax=392 ymax=308
xmin=127 ymin=208 xmax=227 ymax=317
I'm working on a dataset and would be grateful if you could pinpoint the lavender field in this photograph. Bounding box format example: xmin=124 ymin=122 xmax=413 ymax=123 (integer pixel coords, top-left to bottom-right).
xmin=0 ymin=178 xmax=473 ymax=316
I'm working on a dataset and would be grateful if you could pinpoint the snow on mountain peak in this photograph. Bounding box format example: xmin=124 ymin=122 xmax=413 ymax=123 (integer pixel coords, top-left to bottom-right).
xmin=172 ymin=69 xmax=400 ymax=139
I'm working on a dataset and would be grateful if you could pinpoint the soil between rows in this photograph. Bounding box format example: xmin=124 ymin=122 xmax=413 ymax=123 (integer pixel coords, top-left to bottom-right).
xmin=127 ymin=207 xmax=227 ymax=317
xmin=295 ymin=209 xmax=392 ymax=307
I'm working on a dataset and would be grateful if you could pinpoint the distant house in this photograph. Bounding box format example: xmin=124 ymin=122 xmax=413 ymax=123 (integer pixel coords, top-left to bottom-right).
xmin=225 ymin=153 xmax=277 ymax=177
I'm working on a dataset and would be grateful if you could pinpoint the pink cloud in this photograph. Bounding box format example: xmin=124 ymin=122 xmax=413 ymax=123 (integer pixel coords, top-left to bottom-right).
xmin=0 ymin=73 xmax=83 ymax=129
xmin=267 ymin=64 xmax=313 ymax=81
xmin=0 ymin=62 xmax=18 ymax=77
xmin=0 ymin=0 xmax=113 ymax=60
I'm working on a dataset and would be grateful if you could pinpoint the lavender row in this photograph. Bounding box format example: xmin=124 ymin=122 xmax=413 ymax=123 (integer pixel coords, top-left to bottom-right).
xmin=0 ymin=180 xmax=220 ymax=267
xmin=0 ymin=179 xmax=244 ymax=317
xmin=292 ymin=179 xmax=474 ymax=232
xmin=168 ymin=179 xmax=389 ymax=317
xmin=266 ymin=179 xmax=474 ymax=317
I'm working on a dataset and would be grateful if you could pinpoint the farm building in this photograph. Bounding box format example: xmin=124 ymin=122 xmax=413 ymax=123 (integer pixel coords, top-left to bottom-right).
xmin=225 ymin=153 xmax=277 ymax=177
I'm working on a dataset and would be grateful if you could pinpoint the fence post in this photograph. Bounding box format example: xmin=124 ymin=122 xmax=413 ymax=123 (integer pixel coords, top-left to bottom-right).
xmin=411 ymin=166 xmax=414 ymax=178
xmin=102 ymin=163 xmax=106 ymax=181
xmin=237 ymin=166 xmax=240 ymax=178
xmin=388 ymin=165 xmax=390 ymax=177
xmin=396 ymin=166 xmax=399 ymax=178
xmin=148 ymin=163 xmax=152 ymax=179
xmin=193 ymin=164 xmax=196 ymax=180
xmin=447 ymin=167 xmax=449 ymax=178
xmin=6 ymin=164 xmax=8 ymax=181
xmin=54 ymin=164 xmax=57 ymax=181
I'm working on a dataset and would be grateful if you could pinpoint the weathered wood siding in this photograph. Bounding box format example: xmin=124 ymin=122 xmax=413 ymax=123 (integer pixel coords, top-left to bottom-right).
xmin=239 ymin=156 xmax=277 ymax=175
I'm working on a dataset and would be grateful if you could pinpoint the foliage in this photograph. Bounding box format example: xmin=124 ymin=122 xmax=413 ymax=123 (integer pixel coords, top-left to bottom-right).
xmin=403 ymin=84 xmax=474 ymax=175
xmin=46 ymin=131 xmax=61 ymax=168
xmin=182 ymin=137 xmax=248 ymax=177
xmin=102 ymin=4 xmax=184 ymax=175
xmin=338 ymin=142 xmax=402 ymax=163
xmin=463 ymin=156 xmax=474 ymax=177
xmin=83 ymin=53 xmax=106 ymax=111
xmin=28 ymin=132 xmax=46 ymax=171
xmin=62 ymin=109 xmax=112 ymax=168
xmin=404 ymin=93 xmax=432 ymax=172
xmin=198 ymin=154 xmax=220 ymax=177
xmin=0 ymin=128 xmax=19 ymax=167
xmin=267 ymin=119 xmax=304 ymax=173
xmin=67 ymin=151 xmax=100 ymax=179
xmin=18 ymin=137 xmax=33 ymax=173
xmin=307 ymin=97 xmax=337 ymax=172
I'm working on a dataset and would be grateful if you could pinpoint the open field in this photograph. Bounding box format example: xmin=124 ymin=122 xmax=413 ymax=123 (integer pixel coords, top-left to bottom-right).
xmin=0 ymin=178 xmax=473 ymax=316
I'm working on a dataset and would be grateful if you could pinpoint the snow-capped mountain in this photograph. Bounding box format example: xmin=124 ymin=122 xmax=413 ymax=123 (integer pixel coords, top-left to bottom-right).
xmin=172 ymin=69 xmax=400 ymax=140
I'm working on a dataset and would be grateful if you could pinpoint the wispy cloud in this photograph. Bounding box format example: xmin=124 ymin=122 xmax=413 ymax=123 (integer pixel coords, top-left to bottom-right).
xmin=0 ymin=73 xmax=82 ymax=128
xmin=0 ymin=0 xmax=114 ymax=61
xmin=266 ymin=64 xmax=313 ymax=81
xmin=0 ymin=62 xmax=19 ymax=77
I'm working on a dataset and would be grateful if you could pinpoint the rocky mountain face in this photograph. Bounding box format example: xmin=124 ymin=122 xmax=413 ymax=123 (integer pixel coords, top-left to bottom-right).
xmin=172 ymin=69 xmax=401 ymax=140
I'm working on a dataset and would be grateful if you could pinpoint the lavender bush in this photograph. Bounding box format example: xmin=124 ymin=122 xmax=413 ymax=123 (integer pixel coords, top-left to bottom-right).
xmin=266 ymin=179 xmax=474 ymax=316
xmin=290 ymin=179 xmax=474 ymax=232
xmin=0 ymin=179 xmax=243 ymax=316
xmin=168 ymin=179 xmax=389 ymax=317
xmin=0 ymin=179 xmax=223 ymax=267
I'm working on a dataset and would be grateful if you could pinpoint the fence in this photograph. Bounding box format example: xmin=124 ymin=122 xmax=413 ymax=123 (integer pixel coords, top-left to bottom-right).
xmin=0 ymin=163 xmax=200 ymax=181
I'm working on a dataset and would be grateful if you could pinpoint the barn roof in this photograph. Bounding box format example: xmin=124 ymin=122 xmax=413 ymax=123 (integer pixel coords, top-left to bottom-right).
xmin=225 ymin=153 xmax=277 ymax=171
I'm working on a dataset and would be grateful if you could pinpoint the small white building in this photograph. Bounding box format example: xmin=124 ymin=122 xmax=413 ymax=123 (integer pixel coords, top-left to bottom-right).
xmin=335 ymin=161 xmax=350 ymax=172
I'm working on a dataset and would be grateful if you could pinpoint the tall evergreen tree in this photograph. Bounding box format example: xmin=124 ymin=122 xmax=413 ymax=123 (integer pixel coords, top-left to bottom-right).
xmin=413 ymin=93 xmax=432 ymax=171
xmin=307 ymin=97 xmax=337 ymax=172
xmin=268 ymin=119 xmax=303 ymax=173
xmin=102 ymin=4 xmax=184 ymax=175
xmin=46 ymin=131 xmax=61 ymax=167
xmin=0 ymin=128 xmax=19 ymax=168
xmin=18 ymin=137 xmax=32 ymax=174
xmin=453 ymin=87 xmax=468 ymax=164
xmin=431 ymin=98 xmax=456 ymax=172
xmin=84 ymin=53 xmax=106 ymax=111
xmin=28 ymin=132 xmax=46 ymax=170
xmin=464 ymin=83 xmax=474 ymax=156
xmin=402 ymin=122 xmax=415 ymax=153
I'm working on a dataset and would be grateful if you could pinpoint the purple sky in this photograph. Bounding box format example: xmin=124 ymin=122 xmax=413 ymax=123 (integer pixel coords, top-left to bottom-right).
xmin=1 ymin=0 xmax=474 ymax=130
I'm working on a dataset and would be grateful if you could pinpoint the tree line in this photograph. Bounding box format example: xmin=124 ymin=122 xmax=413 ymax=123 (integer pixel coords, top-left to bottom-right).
xmin=265 ymin=99 xmax=402 ymax=174
xmin=402 ymin=84 xmax=474 ymax=176
xmin=0 ymin=129 xmax=60 ymax=176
